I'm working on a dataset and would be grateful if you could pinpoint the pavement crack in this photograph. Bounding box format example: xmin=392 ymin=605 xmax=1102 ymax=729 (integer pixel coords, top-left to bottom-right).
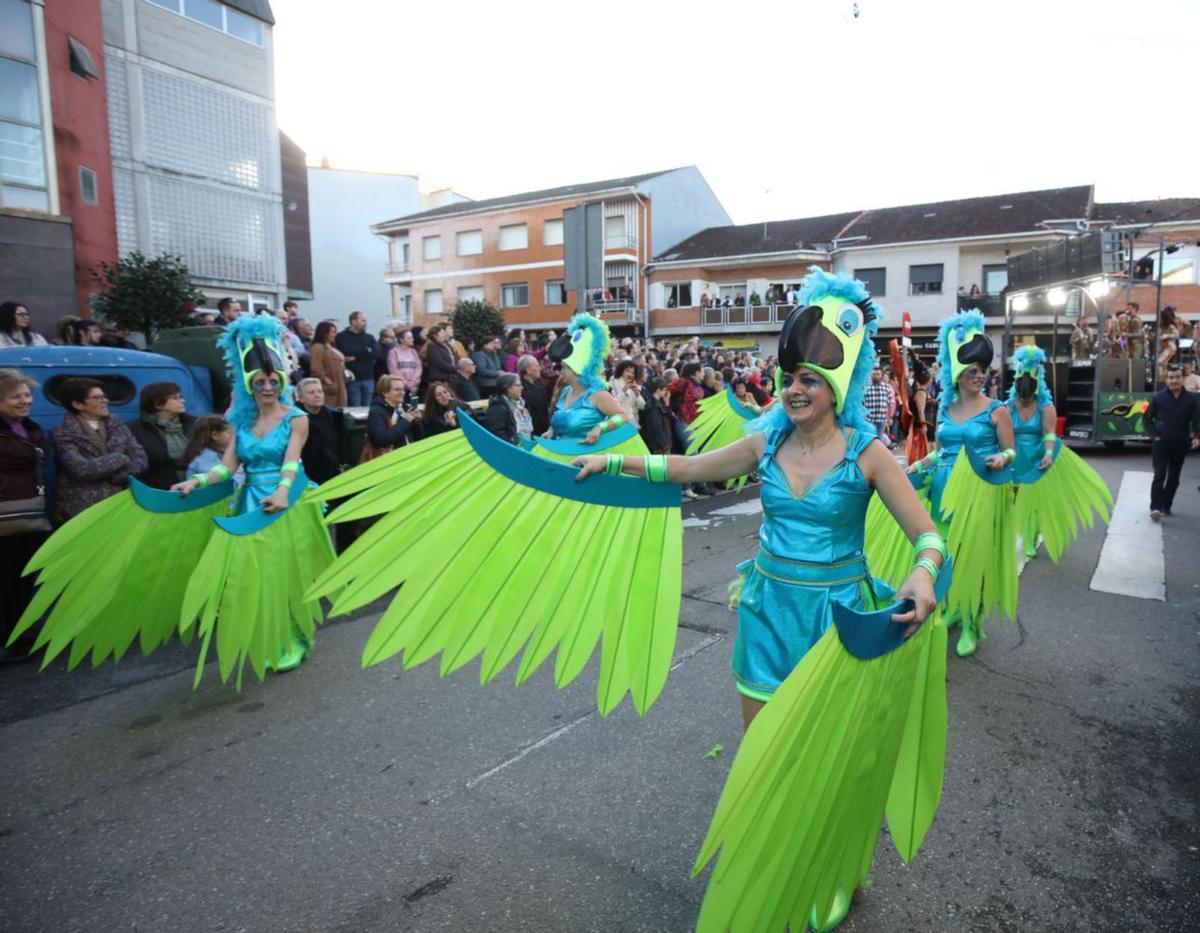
xmin=970 ymin=655 xmax=1052 ymax=689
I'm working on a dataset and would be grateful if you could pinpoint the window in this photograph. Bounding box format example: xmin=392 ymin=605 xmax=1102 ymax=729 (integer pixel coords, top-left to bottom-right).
xmin=908 ymin=264 xmax=943 ymax=296
xmin=0 ymin=0 xmax=36 ymax=60
xmin=543 ymin=218 xmax=564 ymax=246
xmin=457 ymin=285 xmax=484 ymax=303
xmin=79 ymin=166 xmax=98 ymax=205
xmin=68 ymin=38 xmax=100 ymax=80
xmin=424 ymin=289 xmax=443 ymax=314
xmin=0 ymin=3 xmax=49 ymax=214
xmin=456 ymin=229 xmax=483 ymax=256
xmin=664 ymin=283 xmax=692 ymax=308
xmin=854 ymin=267 xmax=887 ymax=297
xmin=718 ymin=284 xmax=746 ymax=304
xmin=144 ymin=0 xmax=266 ymax=47
xmin=545 ymin=279 xmax=566 ymax=305
xmin=501 ymin=282 xmax=529 ymax=308
xmin=1163 ymin=257 xmax=1196 ymax=285
xmin=422 ymin=235 xmax=441 ymax=260
xmin=982 ymin=264 xmax=1008 ymax=295
xmin=605 ymin=215 xmax=630 ymax=248
xmin=0 ymin=56 xmax=41 ymax=124
xmin=498 ymin=223 xmax=528 ymax=251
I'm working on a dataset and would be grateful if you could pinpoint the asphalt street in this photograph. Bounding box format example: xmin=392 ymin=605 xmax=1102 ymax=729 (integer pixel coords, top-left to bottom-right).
xmin=0 ymin=447 xmax=1197 ymax=932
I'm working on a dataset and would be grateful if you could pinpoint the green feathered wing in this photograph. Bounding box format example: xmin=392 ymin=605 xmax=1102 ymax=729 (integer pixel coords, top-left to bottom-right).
xmin=10 ymin=486 xmax=230 ymax=669
xmin=692 ymin=619 xmax=948 ymax=931
xmin=686 ymin=389 xmax=762 ymax=491
xmin=940 ymin=456 xmax=1017 ymax=626
xmin=305 ymin=425 xmax=683 ymax=716
xmin=1014 ymin=447 xmax=1112 ymax=562
xmin=180 ymin=494 xmax=334 ymax=688
xmin=864 ymin=480 xmax=931 ymax=590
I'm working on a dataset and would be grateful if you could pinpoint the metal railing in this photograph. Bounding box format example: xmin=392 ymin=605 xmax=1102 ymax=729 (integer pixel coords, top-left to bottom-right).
xmin=385 ymin=260 xmax=411 ymax=275
xmin=604 ymin=233 xmax=637 ymax=250
xmin=957 ymin=293 xmax=1002 ymax=315
xmin=590 ymin=300 xmax=643 ymax=324
xmin=694 ymin=303 xmax=795 ymax=326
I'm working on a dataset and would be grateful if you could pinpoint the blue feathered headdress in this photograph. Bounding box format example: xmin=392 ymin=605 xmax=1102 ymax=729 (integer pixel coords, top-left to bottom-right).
xmin=563 ymin=312 xmax=611 ymax=394
xmin=937 ymin=310 xmax=988 ymax=403
xmin=217 ymin=313 xmax=295 ymax=430
xmin=1007 ymin=344 xmax=1052 ymax=407
xmin=747 ymin=266 xmax=882 ymax=436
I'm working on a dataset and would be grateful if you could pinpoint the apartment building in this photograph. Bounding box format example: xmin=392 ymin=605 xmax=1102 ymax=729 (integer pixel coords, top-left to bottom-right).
xmin=102 ymin=0 xmax=289 ymax=311
xmin=647 ymin=186 xmax=1111 ymax=343
xmin=374 ymin=167 xmax=730 ymax=332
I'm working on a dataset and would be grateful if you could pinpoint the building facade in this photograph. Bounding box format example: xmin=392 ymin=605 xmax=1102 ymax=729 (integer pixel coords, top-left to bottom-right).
xmin=374 ymin=167 xmax=730 ymax=333
xmin=101 ymin=0 xmax=287 ymax=312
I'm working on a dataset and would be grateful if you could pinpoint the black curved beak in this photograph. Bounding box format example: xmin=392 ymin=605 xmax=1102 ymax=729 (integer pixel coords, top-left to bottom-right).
xmin=245 ymin=338 xmax=284 ymax=377
xmin=547 ymin=333 xmax=572 ymax=363
xmin=956 ymin=333 xmax=994 ymax=371
xmin=1016 ymin=374 xmax=1037 ymax=399
xmin=778 ymin=305 xmax=844 ymax=373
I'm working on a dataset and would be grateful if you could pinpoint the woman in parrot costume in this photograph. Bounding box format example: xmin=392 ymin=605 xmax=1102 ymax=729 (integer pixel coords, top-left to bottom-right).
xmin=869 ymin=310 xmax=1018 ymax=658
xmin=303 ymin=313 xmax=681 ymax=717
xmin=575 ymin=268 xmax=953 ymax=932
xmin=8 ymin=314 xmax=334 ymax=685
xmin=529 ymin=313 xmax=649 ymax=463
xmin=1007 ymin=345 xmax=1113 ymax=560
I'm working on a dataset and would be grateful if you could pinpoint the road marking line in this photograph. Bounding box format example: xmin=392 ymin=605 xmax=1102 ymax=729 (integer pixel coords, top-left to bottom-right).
xmin=1090 ymin=471 xmax=1164 ymax=601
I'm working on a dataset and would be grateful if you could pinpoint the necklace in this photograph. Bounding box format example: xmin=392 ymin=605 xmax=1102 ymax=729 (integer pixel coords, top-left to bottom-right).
xmin=793 ymin=421 xmax=840 ymax=456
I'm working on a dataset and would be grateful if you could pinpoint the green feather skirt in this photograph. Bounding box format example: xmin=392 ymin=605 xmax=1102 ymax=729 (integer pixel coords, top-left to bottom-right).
xmin=11 ymin=488 xmax=231 ymax=671
xmin=686 ymin=391 xmax=757 ymax=490
xmin=940 ymin=456 xmax=1018 ymax=626
xmin=306 ymin=431 xmax=683 ymax=715
xmin=1014 ymin=447 xmax=1112 ymax=562
xmin=693 ymin=617 xmax=948 ymax=931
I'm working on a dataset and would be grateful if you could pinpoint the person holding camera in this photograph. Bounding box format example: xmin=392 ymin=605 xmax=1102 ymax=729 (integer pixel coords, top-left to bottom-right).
xmin=363 ymin=375 xmax=419 ymax=462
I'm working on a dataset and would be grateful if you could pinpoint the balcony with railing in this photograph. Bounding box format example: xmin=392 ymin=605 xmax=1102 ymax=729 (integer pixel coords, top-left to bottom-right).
xmin=699 ymin=302 xmax=794 ymax=327
xmin=604 ymin=232 xmax=638 ymax=251
xmin=957 ymin=292 xmax=1002 ymax=316
xmin=385 ymin=260 xmax=411 ymax=276
xmin=586 ymin=289 xmax=642 ymax=325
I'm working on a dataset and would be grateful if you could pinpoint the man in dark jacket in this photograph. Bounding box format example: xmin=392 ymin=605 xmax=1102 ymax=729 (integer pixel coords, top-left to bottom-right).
xmin=296 ymin=378 xmax=349 ymax=483
xmin=518 ymin=354 xmax=550 ymax=435
xmin=640 ymin=377 xmax=673 ymax=454
xmin=335 ymin=311 xmax=381 ymax=407
xmin=452 ymin=357 xmax=481 ymax=403
xmin=1147 ymin=364 xmax=1200 ymax=520
xmin=470 ymin=335 xmax=503 ymax=394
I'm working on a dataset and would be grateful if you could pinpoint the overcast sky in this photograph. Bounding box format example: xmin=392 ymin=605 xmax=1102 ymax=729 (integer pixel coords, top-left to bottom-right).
xmin=272 ymin=0 xmax=1199 ymax=224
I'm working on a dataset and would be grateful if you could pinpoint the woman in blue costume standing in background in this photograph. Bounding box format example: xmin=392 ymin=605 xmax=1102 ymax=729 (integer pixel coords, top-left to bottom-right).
xmin=532 ymin=313 xmax=649 ymax=462
xmin=1007 ymin=344 xmax=1112 ymax=560
xmin=576 ymin=269 xmax=950 ymax=931
xmin=906 ymin=311 xmax=1016 ymax=657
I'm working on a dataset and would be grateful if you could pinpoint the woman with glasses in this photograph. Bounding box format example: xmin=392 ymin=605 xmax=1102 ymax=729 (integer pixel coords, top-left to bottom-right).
xmin=50 ymin=377 xmax=147 ymax=522
xmin=0 ymin=302 xmax=50 ymax=348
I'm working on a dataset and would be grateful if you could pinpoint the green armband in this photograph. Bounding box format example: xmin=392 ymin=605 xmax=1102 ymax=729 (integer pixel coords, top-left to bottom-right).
xmin=914 ymin=531 xmax=948 ymax=561
xmin=1001 ymin=448 xmax=1016 ymax=465
xmin=600 ymin=414 xmax=626 ymax=434
xmin=644 ymin=455 xmax=671 ymax=483
xmin=604 ymin=454 xmax=625 ymax=476
xmin=281 ymin=460 xmax=301 ymax=474
xmin=1042 ymin=432 xmax=1057 ymax=443
xmin=278 ymin=475 xmax=295 ymax=491
xmin=914 ymin=556 xmax=940 ymax=585
xmin=210 ymin=464 xmax=233 ymax=482
xmin=191 ymin=472 xmax=209 ymax=489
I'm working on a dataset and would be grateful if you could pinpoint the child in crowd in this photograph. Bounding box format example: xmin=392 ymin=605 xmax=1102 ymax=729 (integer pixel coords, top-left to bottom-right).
xmin=183 ymin=415 xmax=243 ymax=486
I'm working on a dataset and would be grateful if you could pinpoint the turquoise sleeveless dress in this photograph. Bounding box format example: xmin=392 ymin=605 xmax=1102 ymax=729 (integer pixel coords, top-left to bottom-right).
xmin=929 ymin=399 xmax=1002 ymax=528
xmin=533 ymin=386 xmax=649 ymax=462
xmin=732 ymin=423 xmax=881 ymax=701
xmin=234 ymin=408 xmax=308 ymax=512
xmin=1008 ymin=400 xmax=1046 ymax=477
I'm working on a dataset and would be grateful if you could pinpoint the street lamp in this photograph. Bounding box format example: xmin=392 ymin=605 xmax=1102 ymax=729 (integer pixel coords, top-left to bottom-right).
xmin=1047 ymin=287 xmax=1067 ymax=307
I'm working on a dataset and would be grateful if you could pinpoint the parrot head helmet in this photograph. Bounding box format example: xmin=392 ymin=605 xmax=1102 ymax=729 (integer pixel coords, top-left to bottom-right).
xmin=218 ymin=313 xmax=294 ymax=428
xmin=774 ymin=267 xmax=881 ymax=418
xmin=938 ymin=310 xmax=993 ymax=401
xmin=1009 ymin=344 xmax=1051 ymax=406
xmin=548 ymin=313 xmax=611 ymax=393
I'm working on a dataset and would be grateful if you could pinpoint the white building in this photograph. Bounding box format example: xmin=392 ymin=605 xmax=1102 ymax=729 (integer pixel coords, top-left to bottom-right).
xmin=102 ymin=0 xmax=287 ymax=310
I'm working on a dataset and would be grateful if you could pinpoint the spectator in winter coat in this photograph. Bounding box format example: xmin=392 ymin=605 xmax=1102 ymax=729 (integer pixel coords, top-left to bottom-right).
xmin=387 ymin=329 xmax=423 ymax=396
xmin=452 ymin=357 xmax=482 ymax=403
xmin=128 ymin=381 xmax=196 ymax=489
xmin=610 ymin=360 xmax=646 ymax=428
xmin=502 ymin=336 xmax=525 ymax=373
xmin=470 ymin=335 xmax=504 ymax=394
xmin=309 ymin=321 xmax=348 ymax=406
xmin=424 ymin=324 xmax=459 ymax=387
xmin=483 ymin=373 xmax=530 ymax=445
xmin=366 ymin=375 xmax=419 ymax=453
xmin=295 ymin=378 xmax=349 ymax=483
xmin=335 ymin=311 xmax=382 ymax=407
xmin=640 ymin=377 xmax=674 ymax=454
xmin=418 ymin=382 xmax=460 ymax=439
xmin=518 ymin=354 xmax=550 ymax=435
xmin=51 ymin=377 xmax=147 ymax=523
xmin=0 ymin=302 xmax=49 ymax=348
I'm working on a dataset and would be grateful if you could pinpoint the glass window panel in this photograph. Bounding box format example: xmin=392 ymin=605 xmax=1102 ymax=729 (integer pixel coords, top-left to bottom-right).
xmin=0 ymin=121 xmax=46 ymax=186
xmin=425 ymin=289 xmax=443 ymax=314
xmin=456 ymin=229 xmax=483 ymax=256
xmin=498 ymin=223 xmax=527 ymax=251
xmin=146 ymin=0 xmax=180 ymax=10
xmin=501 ymin=283 xmax=528 ymax=308
xmin=1 ymin=184 xmax=47 ymax=211
xmin=225 ymin=8 xmax=264 ymax=45
xmin=854 ymin=267 xmax=886 ymax=297
xmin=982 ymin=264 xmax=1008 ymax=295
xmin=544 ymin=280 xmax=565 ymax=305
xmin=457 ymin=286 xmax=484 ymax=302
xmin=0 ymin=0 xmax=37 ymax=60
xmin=543 ymin=219 xmax=563 ymax=246
xmin=422 ymin=235 xmax=440 ymax=260
xmin=183 ymin=0 xmax=223 ymax=30
xmin=0 ymin=57 xmax=41 ymax=124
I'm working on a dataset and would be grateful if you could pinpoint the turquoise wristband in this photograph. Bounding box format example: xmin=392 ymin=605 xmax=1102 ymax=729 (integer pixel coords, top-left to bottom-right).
xmin=914 ymin=556 xmax=940 ymax=584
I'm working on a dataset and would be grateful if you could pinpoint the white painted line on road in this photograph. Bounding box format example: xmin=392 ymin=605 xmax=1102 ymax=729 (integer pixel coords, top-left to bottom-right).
xmin=682 ymin=517 xmax=712 ymax=528
xmin=454 ymin=633 xmax=727 ymax=796
xmin=1090 ymin=471 xmax=1165 ymax=601
xmin=710 ymin=499 xmax=763 ymax=518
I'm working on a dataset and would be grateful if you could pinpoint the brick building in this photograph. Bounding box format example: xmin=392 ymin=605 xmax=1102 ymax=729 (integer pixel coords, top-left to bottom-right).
xmin=374 ymin=167 xmax=730 ymax=333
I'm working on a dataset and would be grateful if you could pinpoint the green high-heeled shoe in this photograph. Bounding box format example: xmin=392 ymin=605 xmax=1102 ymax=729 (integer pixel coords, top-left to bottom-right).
xmin=955 ymin=618 xmax=979 ymax=657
